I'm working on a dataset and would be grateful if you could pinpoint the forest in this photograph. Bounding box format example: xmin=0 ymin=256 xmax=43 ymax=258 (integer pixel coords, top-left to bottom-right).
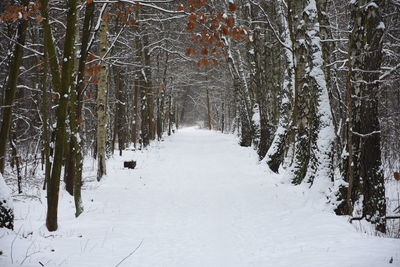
xmin=0 ymin=0 xmax=400 ymax=266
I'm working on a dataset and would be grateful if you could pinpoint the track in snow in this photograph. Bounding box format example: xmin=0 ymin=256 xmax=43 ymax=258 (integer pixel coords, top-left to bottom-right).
xmin=2 ymin=127 xmax=399 ymax=267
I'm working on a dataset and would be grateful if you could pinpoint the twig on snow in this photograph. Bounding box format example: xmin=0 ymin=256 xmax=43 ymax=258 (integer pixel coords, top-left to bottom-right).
xmin=11 ymin=225 xmax=23 ymax=264
xmin=114 ymin=239 xmax=144 ymax=267
xmin=19 ymin=240 xmax=40 ymax=266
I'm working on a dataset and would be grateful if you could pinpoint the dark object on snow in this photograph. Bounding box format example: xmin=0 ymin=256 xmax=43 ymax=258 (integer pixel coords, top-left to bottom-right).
xmin=0 ymin=199 xmax=14 ymax=230
xmin=0 ymin=174 xmax=14 ymax=230
xmin=124 ymin=161 xmax=136 ymax=169
xmin=394 ymin=172 xmax=400 ymax=181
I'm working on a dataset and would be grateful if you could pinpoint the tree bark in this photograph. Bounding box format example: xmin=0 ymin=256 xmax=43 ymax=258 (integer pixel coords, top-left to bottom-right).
xmin=97 ymin=10 xmax=109 ymax=181
xmin=41 ymin=53 xmax=51 ymax=191
xmin=0 ymin=0 xmax=28 ymax=174
xmin=72 ymin=0 xmax=94 ymax=217
xmin=132 ymin=74 xmax=140 ymax=148
xmin=143 ymin=29 xmax=155 ymax=141
xmin=114 ymin=67 xmax=126 ymax=156
xmin=40 ymin=0 xmax=78 ymax=231
xmin=266 ymin=0 xmax=294 ymax=173
xmin=338 ymin=0 xmax=387 ymax=233
xmin=206 ymin=88 xmax=212 ymax=130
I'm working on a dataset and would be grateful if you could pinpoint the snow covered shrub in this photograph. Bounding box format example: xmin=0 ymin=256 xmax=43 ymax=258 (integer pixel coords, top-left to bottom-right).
xmin=0 ymin=173 xmax=14 ymax=230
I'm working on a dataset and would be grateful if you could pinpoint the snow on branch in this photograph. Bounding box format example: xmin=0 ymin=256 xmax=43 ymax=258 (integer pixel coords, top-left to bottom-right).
xmin=379 ymin=62 xmax=400 ymax=80
xmin=351 ymin=130 xmax=381 ymax=138
xmin=94 ymin=0 xmax=183 ymax=14
xmin=248 ymin=0 xmax=293 ymax=52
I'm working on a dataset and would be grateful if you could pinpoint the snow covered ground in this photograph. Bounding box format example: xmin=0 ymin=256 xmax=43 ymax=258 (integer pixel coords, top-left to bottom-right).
xmin=1 ymin=127 xmax=399 ymax=266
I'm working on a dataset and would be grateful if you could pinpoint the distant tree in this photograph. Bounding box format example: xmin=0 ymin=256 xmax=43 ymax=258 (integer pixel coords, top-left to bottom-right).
xmin=97 ymin=4 xmax=109 ymax=181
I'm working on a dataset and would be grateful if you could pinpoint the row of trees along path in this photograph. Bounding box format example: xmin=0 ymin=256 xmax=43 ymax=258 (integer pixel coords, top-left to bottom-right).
xmin=0 ymin=0 xmax=399 ymax=237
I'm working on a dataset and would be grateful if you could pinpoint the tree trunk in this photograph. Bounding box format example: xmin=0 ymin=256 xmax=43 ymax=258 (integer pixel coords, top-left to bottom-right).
xmin=9 ymin=133 xmax=22 ymax=194
xmin=0 ymin=0 xmax=28 ymax=174
xmin=143 ymin=31 xmax=155 ymax=141
xmin=114 ymin=67 xmax=126 ymax=156
xmin=157 ymin=52 xmax=169 ymax=140
xmin=41 ymin=53 xmax=51 ymax=191
xmin=359 ymin=5 xmax=387 ymax=233
xmin=64 ymin=141 xmax=74 ymax=195
xmin=286 ymin=0 xmax=334 ymax=185
xmin=97 ymin=10 xmax=109 ymax=181
xmin=132 ymin=74 xmax=140 ymax=148
xmin=206 ymin=88 xmax=212 ymax=130
xmin=168 ymin=95 xmax=172 ymax=136
xmin=72 ymin=0 xmax=94 ymax=217
xmin=221 ymin=102 xmax=225 ymax=133
xmin=41 ymin=0 xmax=78 ymax=231
xmin=266 ymin=0 xmax=294 ymax=173
xmin=227 ymin=49 xmax=253 ymax=147
xmin=338 ymin=0 xmax=386 ymax=233
xmin=175 ymin=103 xmax=179 ymax=130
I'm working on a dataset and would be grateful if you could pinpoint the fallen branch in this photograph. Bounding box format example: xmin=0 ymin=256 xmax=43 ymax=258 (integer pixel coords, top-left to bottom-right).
xmin=114 ymin=239 xmax=143 ymax=267
xmin=349 ymin=216 xmax=364 ymax=223
xmin=386 ymin=216 xmax=400 ymax=220
xmin=10 ymin=226 xmax=23 ymax=264
xmin=350 ymin=216 xmax=400 ymax=222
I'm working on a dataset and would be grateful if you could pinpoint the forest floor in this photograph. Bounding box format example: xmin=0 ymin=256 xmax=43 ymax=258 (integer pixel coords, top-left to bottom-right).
xmin=1 ymin=127 xmax=400 ymax=267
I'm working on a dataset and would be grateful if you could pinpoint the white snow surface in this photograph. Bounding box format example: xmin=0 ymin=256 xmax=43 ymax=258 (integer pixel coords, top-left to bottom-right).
xmin=1 ymin=128 xmax=399 ymax=266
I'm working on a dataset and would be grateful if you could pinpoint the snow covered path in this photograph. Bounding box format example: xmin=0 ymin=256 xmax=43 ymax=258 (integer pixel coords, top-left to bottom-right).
xmin=2 ymin=127 xmax=400 ymax=266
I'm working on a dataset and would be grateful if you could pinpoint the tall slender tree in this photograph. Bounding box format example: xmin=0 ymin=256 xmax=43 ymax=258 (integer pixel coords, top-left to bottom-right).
xmin=0 ymin=0 xmax=29 ymax=174
xmin=39 ymin=0 xmax=78 ymax=231
xmin=97 ymin=5 xmax=109 ymax=181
